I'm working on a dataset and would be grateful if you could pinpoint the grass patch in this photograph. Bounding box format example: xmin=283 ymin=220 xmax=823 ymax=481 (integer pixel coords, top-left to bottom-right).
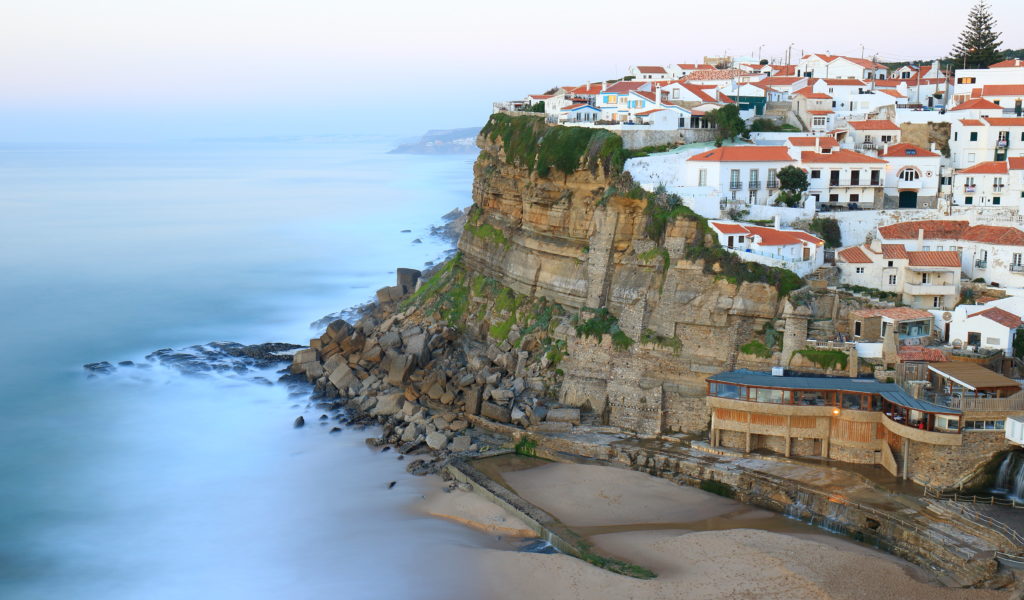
xmin=575 ymin=308 xmax=634 ymax=351
xmin=739 ymin=339 xmax=773 ymax=359
xmin=640 ymin=328 xmax=682 ymax=353
xmin=637 ymin=247 xmax=671 ymax=272
xmin=838 ymin=284 xmax=898 ymax=301
xmin=794 ymin=348 xmax=848 ymax=371
xmin=481 ymin=113 xmax=626 ymax=178
xmin=489 ymin=314 xmax=516 ymax=341
xmin=514 ymin=435 xmax=537 ymax=457
xmin=684 ymin=244 xmax=803 ymax=298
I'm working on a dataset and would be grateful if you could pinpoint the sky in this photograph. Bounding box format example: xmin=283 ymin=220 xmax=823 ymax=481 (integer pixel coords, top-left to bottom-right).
xmin=2 ymin=0 xmax=1023 ymax=142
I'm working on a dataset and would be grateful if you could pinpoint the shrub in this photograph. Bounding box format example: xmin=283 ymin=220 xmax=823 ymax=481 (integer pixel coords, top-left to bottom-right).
xmin=739 ymin=339 xmax=773 ymax=358
xmin=808 ymin=216 xmax=841 ymax=248
xmin=514 ymin=435 xmax=537 ymax=457
xmin=480 ymin=113 xmax=626 ymax=178
xmin=575 ymin=308 xmax=634 ymax=351
xmin=795 ymin=348 xmax=848 ymax=371
xmin=640 ymin=329 xmax=682 ymax=352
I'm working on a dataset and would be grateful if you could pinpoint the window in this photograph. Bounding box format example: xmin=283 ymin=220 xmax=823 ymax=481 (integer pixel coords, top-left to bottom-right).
xmin=813 ymin=117 xmax=826 ymax=127
xmin=921 ymin=273 xmax=930 ymax=284
xmin=881 ymin=135 xmax=893 ymax=143
xmin=964 ymin=420 xmax=1005 ymax=430
xmin=850 ymin=193 xmax=860 ymax=203
xmin=889 ymin=275 xmax=897 ymax=285
xmin=933 ymin=296 xmax=941 ymax=308
xmin=887 ymin=261 xmax=894 ymax=267
xmin=810 ymin=170 xmax=821 ymax=179
xmin=855 ymin=267 xmax=865 ymax=274
xmin=968 ymin=152 xmax=976 ymax=163
xmin=829 ymin=194 xmax=839 ymax=203
xmin=965 ymin=196 xmax=973 ymax=204
xmin=854 ymin=321 xmax=862 ymax=336
xmin=970 ymin=132 xmax=978 ymax=141
xmin=850 ymin=170 xmax=860 ymax=185
xmin=994 ymin=197 xmax=1001 ymax=205
xmin=899 ymin=168 xmax=920 ymax=182
xmin=954 ymin=132 xmax=958 ymax=141
xmin=767 ymin=168 xmax=778 ymax=188
xmin=870 ymin=170 xmax=881 ymax=185
xmin=730 ymin=169 xmax=741 ymax=189
xmin=1013 ymin=253 xmax=1022 ymax=266
xmin=698 ymin=169 xmax=707 ymax=186
xmin=830 ymin=170 xmax=840 ymax=186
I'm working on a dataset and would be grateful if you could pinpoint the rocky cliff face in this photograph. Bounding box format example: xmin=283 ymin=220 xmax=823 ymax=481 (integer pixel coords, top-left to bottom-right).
xmin=458 ymin=115 xmax=796 ymax=435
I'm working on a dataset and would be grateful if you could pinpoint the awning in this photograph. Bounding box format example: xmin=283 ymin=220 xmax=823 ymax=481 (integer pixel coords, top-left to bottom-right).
xmin=880 ymin=389 xmax=961 ymax=415
xmin=927 ymin=362 xmax=1021 ymax=391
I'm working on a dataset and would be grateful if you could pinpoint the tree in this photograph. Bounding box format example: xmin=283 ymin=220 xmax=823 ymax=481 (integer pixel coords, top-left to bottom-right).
xmin=808 ymin=217 xmax=842 ymax=249
xmin=759 ymin=59 xmax=769 ymax=66
xmin=950 ymin=1 xmax=1004 ymax=69
xmin=774 ymin=165 xmax=808 ymax=207
xmin=707 ymin=104 xmax=746 ymax=146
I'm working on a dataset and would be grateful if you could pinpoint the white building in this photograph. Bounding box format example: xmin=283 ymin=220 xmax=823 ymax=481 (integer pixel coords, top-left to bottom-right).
xmin=836 ymin=241 xmax=961 ymax=309
xmin=879 ymin=143 xmax=942 ymax=209
xmin=846 ymin=119 xmax=901 ymax=154
xmin=947 ymin=304 xmax=1023 ymax=354
xmin=952 ymin=158 xmax=1024 ymax=208
xmin=801 ymin=149 xmax=886 ymax=209
xmin=797 ymin=54 xmax=888 ymax=80
xmin=877 ymin=219 xmax=1024 ymax=288
xmin=709 ymin=220 xmax=824 ymax=276
xmin=949 ymin=114 xmax=1024 ymax=169
xmin=951 ymin=59 xmax=1024 ymax=107
xmin=628 ymin=66 xmax=671 ymax=81
xmin=558 ymin=103 xmax=601 ymax=123
xmin=666 ymin=63 xmax=716 ymax=79
xmin=685 ymin=146 xmax=796 ymax=206
xmin=594 ymin=81 xmax=653 ymax=121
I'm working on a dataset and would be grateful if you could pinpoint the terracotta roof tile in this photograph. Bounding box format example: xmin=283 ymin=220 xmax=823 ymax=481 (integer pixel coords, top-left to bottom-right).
xmin=794 ymin=88 xmax=832 ymax=99
xmin=850 ymin=307 xmax=933 ymax=321
xmin=687 ymin=146 xmax=795 ymax=162
xmin=899 ymin=347 xmax=948 ymax=363
xmin=983 ymin=117 xmax=1024 ymax=126
xmin=710 ymin=222 xmax=748 ymax=234
xmin=981 ymin=84 xmax=1024 ymax=96
xmin=958 ymin=161 xmax=1008 ymax=175
xmin=635 ymin=66 xmax=667 ymax=74
xmin=959 ymin=119 xmax=984 ymax=126
xmin=962 ymin=225 xmax=1024 ymax=245
xmin=822 ymin=78 xmax=866 ymax=86
xmin=758 ymin=76 xmax=803 ymax=86
xmin=808 ymin=110 xmax=834 ymax=115
xmin=675 ymin=63 xmax=715 ymax=70
xmin=1010 ymin=157 xmax=1024 ymax=171
xmin=968 ymin=307 xmax=1024 ymax=329
xmin=837 ymin=246 xmax=872 ymax=263
xmin=743 ymin=226 xmax=823 ymax=247
xmin=990 ymin=59 xmax=1024 ymax=68
xmin=881 ymin=143 xmax=939 ymax=158
xmin=848 ymin=119 xmax=900 ymax=131
xmin=881 ymin=244 xmax=908 ymax=259
xmin=800 ymin=149 xmax=886 ymax=164
xmin=951 ymin=98 xmax=1003 ymax=111
xmin=683 ymin=69 xmax=749 ymax=82
xmin=907 ymin=251 xmax=960 ymax=267
xmin=878 ymin=220 xmax=970 ymax=241
xmin=788 ymin=136 xmax=839 ymax=149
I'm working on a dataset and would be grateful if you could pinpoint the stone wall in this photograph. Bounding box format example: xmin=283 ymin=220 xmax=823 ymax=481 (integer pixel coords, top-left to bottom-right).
xmin=907 ymin=431 xmax=1012 ymax=489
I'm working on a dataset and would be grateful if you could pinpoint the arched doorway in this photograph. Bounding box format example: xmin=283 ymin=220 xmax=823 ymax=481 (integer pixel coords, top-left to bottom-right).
xmin=899 ymin=190 xmax=918 ymax=208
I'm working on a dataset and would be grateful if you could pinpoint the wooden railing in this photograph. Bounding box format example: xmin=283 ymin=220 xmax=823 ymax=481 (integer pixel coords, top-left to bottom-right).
xmin=943 ymin=393 xmax=1024 ymax=412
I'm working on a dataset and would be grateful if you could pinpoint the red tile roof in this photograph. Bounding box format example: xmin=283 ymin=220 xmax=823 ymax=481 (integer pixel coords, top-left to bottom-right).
xmin=771 ymin=65 xmax=797 ymax=76
xmin=710 ymin=222 xmax=823 ymax=247
xmin=881 ymin=244 xmax=908 ymax=259
xmin=958 ymin=161 xmax=1008 ymax=175
xmin=794 ymin=88 xmax=832 ymax=99
xmin=807 ymin=110 xmax=834 ymax=115
xmin=981 ymin=84 xmax=1024 ymax=96
xmin=881 ymin=143 xmax=939 ymax=158
xmin=907 ymin=251 xmax=961 ymax=267
xmin=710 ymin=222 xmax=748 ymax=234
xmin=569 ymin=84 xmax=603 ymax=95
xmin=822 ymin=78 xmax=866 ymax=86
xmin=879 ymin=220 xmax=1024 ymax=246
xmin=636 ymin=66 xmax=667 ymax=74
xmin=879 ymin=89 xmax=906 ymax=98
xmin=675 ymin=63 xmax=715 ymax=70
xmin=990 ymin=59 xmax=1024 ymax=68
xmin=959 ymin=119 xmax=985 ymax=126
xmin=983 ymin=117 xmax=1024 ymax=126
xmin=800 ymin=149 xmax=886 ymax=164
xmin=635 ymin=108 xmax=667 ymax=116
xmin=561 ymin=103 xmax=593 ymax=111
xmin=951 ymin=98 xmax=1003 ymax=111
xmin=759 ymin=76 xmax=803 ymax=86
xmin=788 ymin=136 xmax=839 ymax=149
xmin=968 ymin=307 xmax=1024 ymax=329
xmin=899 ymin=347 xmax=949 ymax=363
xmin=687 ymin=146 xmax=795 ymax=162
xmin=837 ymin=246 xmax=872 ymax=263
xmin=848 ymin=119 xmax=900 ymax=131
xmin=1010 ymin=157 xmax=1024 ymax=171
xmin=850 ymin=307 xmax=933 ymax=321
xmin=804 ymin=54 xmax=887 ymax=71
xmin=604 ymin=81 xmax=648 ymax=94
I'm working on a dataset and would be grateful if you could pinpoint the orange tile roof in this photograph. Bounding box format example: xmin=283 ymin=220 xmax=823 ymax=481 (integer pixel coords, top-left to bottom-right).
xmin=687 ymin=146 xmax=795 ymax=162
xmin=899 ymin=347 xmax=949 ymax=363
xmin=837 ymin=245 xmax=872 ymax=263
xmin=880 ymin=220 xmax=1024 ymax=246
xmin=990 ymin=59 xmax=1024 ymax=68
xmin=759 ymin=76 xmax=803 ymax=86
xmin=744 ymin=226 xmax=823 ymax=247
xmin=983 ymin=117 xmax=1024 ymax=126
xmin=710 ymin=222 xmax=748 ymax=234
xmin=879 ymin=89 xmax=906 ymax=98
xmin=850 ymin=307 xmax=933 ymax=321
xmin=881 ymin=244 xmax=908 ymax=259
xmin=800 ymin=149 xmax=886 ymax=164
xmin=794 ymin=88 xmax=831 ymax=99
xmin=959 ymin=119 xmax=985 ymax=126
xmin=561 ymin=103 xmax=593 ymax=111
xmin=848 ymin=119 xmax=900 ymax=131
xmin=804 ymin=54 xmax=887 ymax=71
xmin=907 ymin=251 xmax=960 ymax=267
xmin=771 ymin=65 xmax=797 ymax=76
xmin=636 ymin=66 xmax=667 ymax=74
xmin=968 ymin=307 xmax=1024 ymax=329
xmin=604 ymin=81 xmax=648 ymax=93
xmin=808 ymin=110 xmax=834 ymax=115
xmin=787 ymin=136 xmax=839 ymax=149
xmin=951 ymin=98 xmax=1003 ymax=111
xmin=822 ymin=78 xmax=866 ymax=86
xmin=569 ymin=84 xmax=603 ymax=95
xmin=981 ymin=84 xmax=1024 ymax=96
xmin=675 ymin=63 xmax=715 ymax=70
xmin=881 ymin=143 xmax=939 ymax=158
xmin=1009 ymin=157 xmax=1024 ymax=171
xmin=958 ymin=161 xmax=1008 ymax=175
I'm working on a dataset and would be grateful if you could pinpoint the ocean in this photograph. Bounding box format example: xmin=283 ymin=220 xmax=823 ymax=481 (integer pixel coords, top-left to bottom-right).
xmin=0 ymin=137 xmax=489 ymax=599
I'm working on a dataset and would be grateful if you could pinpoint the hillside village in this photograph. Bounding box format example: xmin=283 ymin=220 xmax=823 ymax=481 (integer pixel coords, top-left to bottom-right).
xmin=487 ymin=45 xmax=1024 ymax=473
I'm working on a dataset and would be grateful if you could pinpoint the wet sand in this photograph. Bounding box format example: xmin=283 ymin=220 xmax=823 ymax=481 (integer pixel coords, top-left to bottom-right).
xmin=421 ymin=461 xmax=1011 ymax=600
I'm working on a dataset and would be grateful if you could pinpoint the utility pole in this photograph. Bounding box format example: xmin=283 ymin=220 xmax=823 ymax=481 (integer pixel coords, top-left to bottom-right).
xmin=860 ymin=44 xmax=865 ymax=59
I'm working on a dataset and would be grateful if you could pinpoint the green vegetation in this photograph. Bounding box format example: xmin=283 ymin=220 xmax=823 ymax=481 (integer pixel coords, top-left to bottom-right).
xmin=481 ymin=113 xmax=626 ymax=178
xmin=749 ymin=119 xmax=799 ymax=133
xmin=576 ymin=542 xmax=657 ymax=579
xmin=950 ymin=1 xmax=1003 ymax=69
xmin=545 ymin=338 xmax=567 ymax=368
xmin=739 ymin=339 xmax=773 ymax=359
xmin=624 ymin=142 xmax=683 ymax=158
xmin=706 ymin=104 xmax=747 ymax=146
xmin=524 ymin=100 xmax=546 ymax=113
xmin=684 ymin=244 xmax=804 ymax=298
xmin=808 ymin=216 xmax=842 ymax=249
xmin=1014 ymin=327 xmax=1024 ymax=359
xmin=489 ymin=314 xmax=516 ymax=341
xmin=640 ymin=329 xmax=682 ymax=353
xmin=838 ymin=284 xmax=899 ymax=301
xmin=643 ymin=187 xmax=706 ymax=244
xmin=637 ymin=247 xmax=671 ymax=273
xmin=795 ymin=348 xmax=849 ymax=371
xmin=514 ymin=435 xmax=538 ymax=457
xmin=774 ymin=165 xmax=809 ymax=208
xmin=699 ymin=479 xmax=736 ymax=498
xmin=575 ymin=307 xmax=634 ymax=351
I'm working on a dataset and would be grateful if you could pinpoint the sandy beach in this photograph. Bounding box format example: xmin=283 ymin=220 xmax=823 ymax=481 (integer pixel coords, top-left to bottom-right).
xmin=420 ymin=461 xmax=1012 ymax=600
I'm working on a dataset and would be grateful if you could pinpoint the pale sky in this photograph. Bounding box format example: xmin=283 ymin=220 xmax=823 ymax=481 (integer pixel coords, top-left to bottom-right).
xmin=3 ymin=0 xmax=1023 ymax=142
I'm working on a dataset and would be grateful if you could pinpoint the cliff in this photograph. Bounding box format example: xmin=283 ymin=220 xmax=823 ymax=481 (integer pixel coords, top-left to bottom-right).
xmin=456 ymin=114 xmax=805 ymax=435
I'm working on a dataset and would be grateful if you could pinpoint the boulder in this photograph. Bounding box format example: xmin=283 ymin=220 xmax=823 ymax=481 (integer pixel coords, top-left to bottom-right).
xmin=449 ymin=420 xmax=468 ymax=432
xmin=490 ymin=388 xmax=514 ymax=402
xmin=372 ymin=393 xmax=405 ymax=416
xmin=293 ymin=416 xmax=305 ymax=428
xmin=463 ymin=387 xmax=482 ymax=416
xmin=328 ymin=362 xmax=358 ymax=391
xmin=426 ymin=380 xmax=445 ymax=401
xmin=293 ymin=348 xmax=319 ymax=365
xmin=426 ymin=431 xmax=449 ymax=450
xmin=532 ymin=421 xmax=572 ymax=433
xmin=449 ymin=436 xmax=472 ymax=453
xmin=379 ymin=331 xmax=402 ymax=350
xmin=362 ymin=345 xmax=383 ymax=364
xmin=304 ymin=362 xmax=324 ymax=382
xmin=327 ymin=319 xmax=353 ymax=339
xmin=401 ymin=423 xmax=422 ymax=442
xmin=481 ymin=401 xmax=512 ymax=423
xmin=546 ymin=408 xmax=581 ymax=425
xmin=385 ymin=354 xmax=414 ymax=386
xmin=403 ymin=333 xmax=429 ymax=365
xmin=396 ymin=268 xmax=421 ymax=294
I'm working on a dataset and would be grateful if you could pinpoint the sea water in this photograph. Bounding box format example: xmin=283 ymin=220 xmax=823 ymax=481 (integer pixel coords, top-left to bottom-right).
xmin=0 ymin=138 xmax=486 ymax=599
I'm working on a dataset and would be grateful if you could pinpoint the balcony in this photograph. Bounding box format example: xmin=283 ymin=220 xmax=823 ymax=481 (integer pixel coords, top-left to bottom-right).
xmin=729 ymin=181 xmax=742 ymax=190
xmin=964 ymin=185 xmax=977 ymax=193
xmin=904 ymin=282 xmax=956 ymax=296
xmin=767 ymin=179 xmax=779 ymax=189
xmin=976 ymin=259 xmax=988 ymax=269
xmin=748 ymin=180 xmax=761 ymax=190
xmin=994 ymin=184 xmax=1006 ymax=192
xmin=998 ymin=139 xmax=1009 ymax=148
xmin=1011 ymin=264 xmax=1024 ymax=273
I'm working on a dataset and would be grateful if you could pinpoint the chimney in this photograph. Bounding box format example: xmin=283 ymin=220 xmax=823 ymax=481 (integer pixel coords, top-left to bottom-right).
xmin=917 ymin=227 xmax=925 ymax=249
xmin=930 ymin=142 xmax=937 ymax=152
xmin=656 ymin=85 xmax=662 ymax=105
xmin=882 ymin=142 xmax=889 ymax=156
xmin=602 ymin=81 xmax=608 ymax=92
xmin=931 ymin=60 xmax=939 ymax=77
xmin=815 ymin=137 xmax=820 ymax=153
xmin=773 ymin=215 xmax=781 ymax=229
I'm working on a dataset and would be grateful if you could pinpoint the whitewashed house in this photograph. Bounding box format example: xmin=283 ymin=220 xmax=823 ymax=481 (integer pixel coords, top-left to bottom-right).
xmin=876 ymin=220 xmax=1024 ymax=288
xmin=558 ymin=103 xmax=601 ymax=123
xmin=709 ymin=220 xmax=824 ymax=276
xmin=949 ymin=114 xmax=1024 ymax=169
xmin=880 ymin=143 xmax=942 ymax=209
xmin=801 ymin=149 xmax=886 ymax=209
xmin=797 ymin=54 xmax=888 ymax=80
xmin=594 ymin=81 xmax=653 ymax=121
xmin=951 ymin=59 xmax=1024 ymax=108
xmin=666 ymin=63 xmax=716 ymax=79
xmin=952 ymin=158 xmax=1024 ymax=208
xmin=947 ymin=304 xmax=1023 ymax=354
xmin=836 ymin=241 xmax=961 ymax=309
xmin=754 ymin=76 xmax=808 ymax=96
xmin=792 ymin=87 xmax=834 ymax=132
xmin=685 ymin=146 xmax=796 ymax=206
xmin=628 ymin=66 xmax=671 ymax=81
xmin=846 ymin=119 xmax=901 ymax=154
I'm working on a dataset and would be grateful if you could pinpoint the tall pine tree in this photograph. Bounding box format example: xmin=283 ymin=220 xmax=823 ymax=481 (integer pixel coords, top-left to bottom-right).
xmin=950 ymin=1 xmax=1004 ymax=69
